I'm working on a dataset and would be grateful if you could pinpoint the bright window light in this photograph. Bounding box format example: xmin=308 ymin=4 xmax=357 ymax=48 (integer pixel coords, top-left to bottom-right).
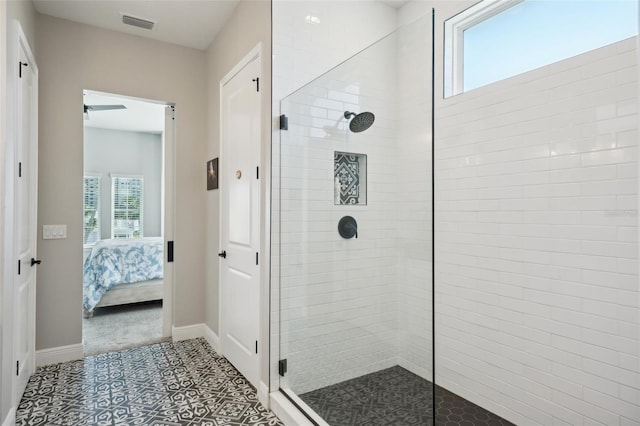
xmin=444 ymin=0 xmax=639 ymax=97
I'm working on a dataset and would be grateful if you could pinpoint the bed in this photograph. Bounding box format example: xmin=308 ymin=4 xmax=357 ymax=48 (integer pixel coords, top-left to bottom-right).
xmin=83 ymin=237 xmax=164 ymax=318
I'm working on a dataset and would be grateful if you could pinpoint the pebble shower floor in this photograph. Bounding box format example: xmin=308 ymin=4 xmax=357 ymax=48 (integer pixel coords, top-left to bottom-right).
xmin=16 ymin=338 xmax=282 ymax=425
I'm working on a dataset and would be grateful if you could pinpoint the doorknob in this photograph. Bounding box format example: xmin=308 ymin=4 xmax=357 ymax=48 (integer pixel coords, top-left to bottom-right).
xmin=30 ymin=258 xmax=42 ymax=266
xmin=218 ymin=251 xmax=227 ymax=259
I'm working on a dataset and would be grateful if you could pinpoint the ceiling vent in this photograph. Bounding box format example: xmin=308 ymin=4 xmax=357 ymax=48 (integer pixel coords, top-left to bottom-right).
xmin=122 ymin=14 xmax=155 ymax=30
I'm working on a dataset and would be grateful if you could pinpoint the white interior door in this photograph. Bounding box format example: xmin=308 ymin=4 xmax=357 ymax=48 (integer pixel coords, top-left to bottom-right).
xmin=220 ymin=48 xmax=261 ymax=388
xmin=13 ymin=22 xmax=38 ymax=401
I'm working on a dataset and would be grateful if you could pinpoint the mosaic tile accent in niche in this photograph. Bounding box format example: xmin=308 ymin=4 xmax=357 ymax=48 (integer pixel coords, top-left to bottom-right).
xmin=334 ymin=151 xmax=367 ymax=205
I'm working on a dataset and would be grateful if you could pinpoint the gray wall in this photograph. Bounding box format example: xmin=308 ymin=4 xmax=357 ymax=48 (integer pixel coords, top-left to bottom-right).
xmin=205 ymin=0 xmax=271 ymax=386
xmin=84 ymin=127 xmax=162 ymax=239
xmin=7 ymin=0 xmax=36 ymax=52
xmin=36 ymin=14 xmax=207 ymax=350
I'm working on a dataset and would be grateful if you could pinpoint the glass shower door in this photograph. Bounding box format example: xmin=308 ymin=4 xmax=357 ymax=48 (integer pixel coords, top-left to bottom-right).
xmin=274 ymin=14 xmax=434 ymax=425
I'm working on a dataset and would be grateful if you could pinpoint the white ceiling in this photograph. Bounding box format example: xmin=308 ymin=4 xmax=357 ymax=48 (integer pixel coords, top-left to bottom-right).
xmin=40 ymin=0 xmax=406 ymax=132
xmin=379 ymin=0 xmax=408 ymax=9
xmin=33 ymin=0 xmax=240 ymax=51
xmin=84 ymin=91 xmax=166 ymax=133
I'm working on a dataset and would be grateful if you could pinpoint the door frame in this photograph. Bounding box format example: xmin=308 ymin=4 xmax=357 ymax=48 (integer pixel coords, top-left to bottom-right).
xmin=0 ymin=3 xmax=9 ymax=421
xmin=1 ymin=19 xmax=38 ymax=421
xmin=80 ymin=90 xmax=175 ymax=341
xmin=162 ymin=103 xmax=176 ymax=338
xmin=218 ymin=42 xmax=263 ymax=385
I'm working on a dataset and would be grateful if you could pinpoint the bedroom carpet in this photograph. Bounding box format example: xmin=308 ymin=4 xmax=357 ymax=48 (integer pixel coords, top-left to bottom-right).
xmin=83 ymin=300 xmax=168 ymax=356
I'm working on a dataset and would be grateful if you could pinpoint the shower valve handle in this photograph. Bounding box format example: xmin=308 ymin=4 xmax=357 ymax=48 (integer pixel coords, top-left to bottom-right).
xmin=338 ymin=216 xmax=358 ymax=239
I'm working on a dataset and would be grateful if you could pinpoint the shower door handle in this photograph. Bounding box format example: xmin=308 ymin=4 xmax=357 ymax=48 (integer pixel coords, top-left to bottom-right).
xmin=218 ymin=250 xmax=226 ymax=259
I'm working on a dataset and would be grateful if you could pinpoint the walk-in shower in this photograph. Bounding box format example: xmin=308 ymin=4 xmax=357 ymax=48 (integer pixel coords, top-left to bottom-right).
xmin=272 ymin=2 xmax=638 ymax=424
xmin=273 ymin=14 xmax=439 ymax=424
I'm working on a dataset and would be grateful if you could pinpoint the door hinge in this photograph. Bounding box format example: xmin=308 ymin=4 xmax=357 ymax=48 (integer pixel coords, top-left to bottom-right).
xmin=256 ymin=166 xmax=259 ymax=180
xmin=279 ymin=114 xmax=288 ymax=131
xmin=255 ymin=340 xmax=258 ymax=354
xmin=18 ymin=162 xmax=22 ymax=177
xmin=17 ymin=259 xmax=21 ymax=275
xmin=167 ymin=241 xmax=174 ymax=262
xmin=279 ymin=359 xmax=287 ymax=377
xmin=16 ymin=361 xmax=19 ymax=376
xmin=19 ymin=61 xmax=28 ymax=78
xmin=252 ymin=77 xmax=259 ymax=92
xmin=256 ymin=252 xmax=259 ymax=265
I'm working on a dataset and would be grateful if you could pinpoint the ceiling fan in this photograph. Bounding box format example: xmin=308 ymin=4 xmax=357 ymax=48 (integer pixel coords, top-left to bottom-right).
xmin=83 ymin=103 xmax=127 ymax=120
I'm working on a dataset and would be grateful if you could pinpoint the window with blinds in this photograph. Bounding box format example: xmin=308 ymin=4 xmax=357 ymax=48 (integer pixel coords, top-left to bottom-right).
xmin=83 ymin=176 xmax=101 ymax=245
xmin=111 ymin=176 xmax=144 ymax=238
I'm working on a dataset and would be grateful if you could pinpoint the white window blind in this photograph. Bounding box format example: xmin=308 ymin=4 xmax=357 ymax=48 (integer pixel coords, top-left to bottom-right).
xmin=111 ymin=176 xmax=144 ymax=239
xmin=83 ymin=176 xmax=101 ymax=245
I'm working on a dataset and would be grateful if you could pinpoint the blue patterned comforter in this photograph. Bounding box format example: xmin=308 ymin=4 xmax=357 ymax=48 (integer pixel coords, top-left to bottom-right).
xmin=83 ymin=237 xmax=164 ymax=313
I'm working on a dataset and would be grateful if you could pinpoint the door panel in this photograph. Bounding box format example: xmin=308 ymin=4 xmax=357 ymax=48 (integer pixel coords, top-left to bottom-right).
xmin=220 ymin=50 xmax=261 ymax=388
xmin=227 ymin=267 xmax=254 ymax=352
xmin=227 ymin=88 xmax=253 ymax=246
xmin=14 ymin=26 xmax=38 ymax=401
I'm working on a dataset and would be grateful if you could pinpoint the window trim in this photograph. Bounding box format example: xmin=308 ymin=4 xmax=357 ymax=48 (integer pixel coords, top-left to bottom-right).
xmin=110 ymin=173 xmax=144 ymax=239
xmin=444 ymin=0 xmax=524 ymax=98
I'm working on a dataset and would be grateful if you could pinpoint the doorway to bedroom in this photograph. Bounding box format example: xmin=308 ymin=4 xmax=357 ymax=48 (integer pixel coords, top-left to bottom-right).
xmin=81 ymin=90 xmax=174 ymax=356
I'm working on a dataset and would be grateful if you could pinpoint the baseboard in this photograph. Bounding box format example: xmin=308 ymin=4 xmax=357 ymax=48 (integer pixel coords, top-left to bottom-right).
xmin=258 ymin=381 xmax=269 ymax=408
xmin=2 ymin=407 xmax=15 ymax=426
xmin=172 ymin=323 xmax=220 ymax=353
xmin=36 ymin=343 xmax=84 ymax=367
xmin=172 ymin=323 xmax=206 ymax=342
xmin=202 ymin=324 xmax=220 ymax=352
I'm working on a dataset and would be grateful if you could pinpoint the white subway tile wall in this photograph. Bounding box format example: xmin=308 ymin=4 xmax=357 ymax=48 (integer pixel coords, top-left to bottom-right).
xmin=272 ymin=1 xmax=639 ymax=425
xmin=270 ymin=6 xmax=397 ymax=390
xmin=275 ymin=10 xmax=437 ymax=396
xmin=435 ymin=38 xmax=639 ymax=425
xmin=271 ymin=0 xmax=401 ymax=395
xmin=396 ymin=18 xmax=433 ymax=381
xmin=278 ymin=32 xmax=402 ymax=394
xmin=272 ymin=1 xmax=398 ymax=103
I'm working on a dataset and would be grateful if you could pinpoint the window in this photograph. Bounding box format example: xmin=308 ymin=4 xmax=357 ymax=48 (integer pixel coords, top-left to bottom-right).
xmin=111 ymin=176 xmax=144 ymax=238
xmin=444 ymin=0 xmax=639 ymax=97
xmin=83 ymin=176 xmax=101 ymax=245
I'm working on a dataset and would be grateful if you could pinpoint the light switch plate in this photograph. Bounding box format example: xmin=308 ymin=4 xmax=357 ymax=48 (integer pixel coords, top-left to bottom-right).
xmin=43 ymin=225 xmax=67 ymax=239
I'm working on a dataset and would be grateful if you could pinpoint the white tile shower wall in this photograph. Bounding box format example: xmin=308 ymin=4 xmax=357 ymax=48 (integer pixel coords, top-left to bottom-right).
xmin=278 ymin=34 xmax=400 ymax=395
xmin=272 ymin=1 xmax=398 ymax=102
xmin=271 ymin=0 xmax=399 ymax=394
xmin=395 ymin=15 xmax=433 ymax=381
xmin=435 ymin=38 xmax=639 ymax=425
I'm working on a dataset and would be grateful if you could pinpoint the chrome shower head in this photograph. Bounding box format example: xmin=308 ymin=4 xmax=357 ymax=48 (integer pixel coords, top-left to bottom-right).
xmin=344 ymin=111 xmax=375 ymax=133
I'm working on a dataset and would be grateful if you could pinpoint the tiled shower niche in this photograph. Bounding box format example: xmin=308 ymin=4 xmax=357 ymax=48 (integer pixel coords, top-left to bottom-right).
xmin=334 ymin=151 xmax=367 ymax=205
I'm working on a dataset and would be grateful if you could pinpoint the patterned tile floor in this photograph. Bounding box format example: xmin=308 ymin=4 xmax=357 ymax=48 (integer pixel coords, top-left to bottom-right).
xmin=16 ymin=338 xmax=282 ymax=426
xmin=300 ymin=366 xmax=514 ymax=426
